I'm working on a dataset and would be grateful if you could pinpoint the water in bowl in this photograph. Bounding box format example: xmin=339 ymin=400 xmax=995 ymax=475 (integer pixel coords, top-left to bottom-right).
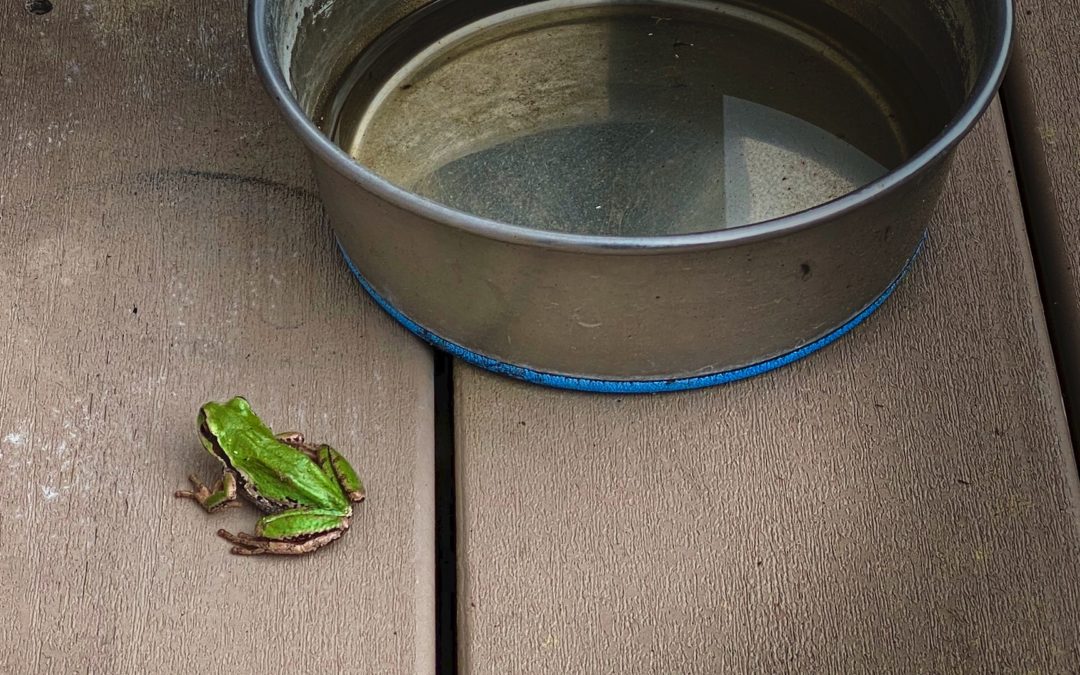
xmin=326 ymin=0 xmax=905 ymax=236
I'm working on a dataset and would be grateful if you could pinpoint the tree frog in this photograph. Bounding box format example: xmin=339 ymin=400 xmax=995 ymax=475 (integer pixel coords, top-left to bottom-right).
xmin=175 ymin=396 xmax=365 ymax=556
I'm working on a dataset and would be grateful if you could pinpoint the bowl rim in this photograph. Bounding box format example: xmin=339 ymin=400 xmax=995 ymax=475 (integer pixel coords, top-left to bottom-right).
xmin=248 ymin=0 xmax=1014 ymax=254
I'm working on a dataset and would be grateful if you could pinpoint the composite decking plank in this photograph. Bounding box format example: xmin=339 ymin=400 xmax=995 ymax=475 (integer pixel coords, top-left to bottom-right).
xmin=0 ymin=3 xmax=435 ymax=672
xmin=455 ymin=103 xmax=1080 ymax=673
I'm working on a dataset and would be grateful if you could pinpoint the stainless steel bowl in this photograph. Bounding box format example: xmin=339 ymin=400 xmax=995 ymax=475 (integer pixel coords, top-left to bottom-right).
xmin=249 ymin=0 xmax=1013 ymax=393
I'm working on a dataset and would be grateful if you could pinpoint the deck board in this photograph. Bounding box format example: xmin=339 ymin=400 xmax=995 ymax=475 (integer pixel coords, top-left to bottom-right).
xmin=1002 ymin=0 xmax=1080 ymax=442
xmin=0 ymin=3 xmax=434 ymax=672
xmin=455 ymin=104 xmax=1080 ymax=672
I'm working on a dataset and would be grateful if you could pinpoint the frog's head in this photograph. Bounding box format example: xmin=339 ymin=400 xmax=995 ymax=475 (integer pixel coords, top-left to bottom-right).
xmin=197 ymin=397 xmax=252 ymax=452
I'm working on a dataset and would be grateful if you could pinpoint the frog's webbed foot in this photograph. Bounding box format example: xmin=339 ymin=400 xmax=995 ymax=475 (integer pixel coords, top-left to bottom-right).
xmin=174 ymin=471 xmax=239 ymax=513
xmin=216 ymin=528 xmax=343 ymax=556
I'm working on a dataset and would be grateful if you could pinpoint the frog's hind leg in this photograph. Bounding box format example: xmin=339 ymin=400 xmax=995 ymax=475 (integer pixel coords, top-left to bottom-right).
xmin=218 ymin=528 xmax=343 ymax=556
xmin=276 ymin=431 xmax=304 ymax=445
xmin=275 ymin=432 xmax=320 ymax=460
xmin=217 ymin=509 xmax=348 ymax=556
xmin=175 ymin=471 xmax=239 ymax=512
xmin=277 ymin=436 xmax=364 ymax=504
xmin=316 ymin=445 xmax=366 ymax=503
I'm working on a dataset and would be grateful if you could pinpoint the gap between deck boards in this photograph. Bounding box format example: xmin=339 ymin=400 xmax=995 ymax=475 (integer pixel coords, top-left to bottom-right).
xmin=433 ymin=352 xmax=458 ymax=675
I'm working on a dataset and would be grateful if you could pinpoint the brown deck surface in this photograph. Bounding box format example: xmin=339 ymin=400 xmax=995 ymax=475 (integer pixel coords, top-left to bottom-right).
xmin=1004 ymin=0 xmax=1080 ymax=438
xmin=3 ymin=1 xmax=1080 ymax=673
xmin=0 ymin=3 xmax=434 ymax=673
xmin=455 ymin=105 xmax=1080 ymax=672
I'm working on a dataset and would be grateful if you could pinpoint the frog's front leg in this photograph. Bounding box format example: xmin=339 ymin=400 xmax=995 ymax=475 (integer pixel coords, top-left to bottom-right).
xmin=174 ymin=471 xmax=239 ymax=512
xmin=217 ymin=508 xmax=348 ymax=556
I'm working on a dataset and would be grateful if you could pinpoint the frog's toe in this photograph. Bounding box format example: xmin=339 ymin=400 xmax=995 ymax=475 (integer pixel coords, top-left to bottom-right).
xmin=218 ymin=528 xmax=256 ymax=545
xmin=230 ymin=545 xmax=265 ymax=556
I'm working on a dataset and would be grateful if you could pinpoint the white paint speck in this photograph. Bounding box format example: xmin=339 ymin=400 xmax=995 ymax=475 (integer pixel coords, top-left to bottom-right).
xmin=2 ymin=433 xmax=26 ymax=447
xmin=64 ymin=61 xmax=81 ymax=87
xmin=41 ymin=486 xmax=61 ymax=501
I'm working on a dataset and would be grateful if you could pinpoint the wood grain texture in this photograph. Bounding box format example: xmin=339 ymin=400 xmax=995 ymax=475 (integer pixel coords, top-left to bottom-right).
xmin=0 ymin=3 xmax=434 ymax=672
xmin=455 ymin=104 xmax=1080 ymax=673
xmin=1002 ymin=0 xmax=1080 ymax=443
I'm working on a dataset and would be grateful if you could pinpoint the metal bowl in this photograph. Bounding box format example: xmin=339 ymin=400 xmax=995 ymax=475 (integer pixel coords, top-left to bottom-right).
xmin=249 ymin=0 xmax=1013 ymax=393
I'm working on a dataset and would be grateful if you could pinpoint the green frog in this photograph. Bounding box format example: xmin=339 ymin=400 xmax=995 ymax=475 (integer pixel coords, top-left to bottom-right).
xmin=175 ymin=396 xmax=365 ymax=556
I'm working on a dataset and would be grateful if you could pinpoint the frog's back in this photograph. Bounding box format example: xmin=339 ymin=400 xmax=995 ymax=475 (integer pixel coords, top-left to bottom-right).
xmin=201 ymin=397 xmax=349 ymax=512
